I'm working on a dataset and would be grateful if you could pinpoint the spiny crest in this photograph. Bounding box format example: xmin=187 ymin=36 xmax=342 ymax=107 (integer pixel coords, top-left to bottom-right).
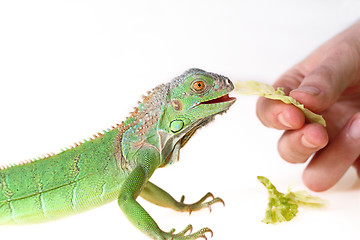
xmin=117 ymin=83 xmax=168 ymax=135
xmin=0 ymin=152 xmax=59 ymax=170
xmin=0 ymin=83 xmax=169 ymax=171
xmin=0 ymin=128 xmax=115 ymax=170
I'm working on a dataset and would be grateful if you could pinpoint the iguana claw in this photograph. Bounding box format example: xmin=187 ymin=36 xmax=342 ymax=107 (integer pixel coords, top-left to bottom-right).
xmin=180 ymin=192 xmax=225 ymax=215
xmin=163 ymin=225 xmax=213 ymax=240
xmin=167 ymin=224 xmax=192 ymax=236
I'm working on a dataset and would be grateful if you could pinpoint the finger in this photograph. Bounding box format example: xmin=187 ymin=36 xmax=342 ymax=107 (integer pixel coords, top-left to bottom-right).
xmin=290 ymin=44 xmax=360 ymax=113
xmin=273 ymin=66 xmax=306 ymax=94
xmin=354 ymin=158 xmax=360 ymax=178
xmin=278 ymin=123 xmax=328 ymax=164
xmin=303 ymin=112 xmax=360 ymax=192
xmin=256 ymin=97 xmax=305 ymax=130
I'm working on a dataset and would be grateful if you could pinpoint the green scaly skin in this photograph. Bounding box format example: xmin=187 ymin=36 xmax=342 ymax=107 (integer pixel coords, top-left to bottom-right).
xmin=0 ymin=69 xmax=236 ymax=239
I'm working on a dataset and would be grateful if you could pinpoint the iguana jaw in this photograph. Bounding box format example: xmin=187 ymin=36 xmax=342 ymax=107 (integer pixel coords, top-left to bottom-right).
xmin=199 ymin=93 xmax=236 ymax=105
xmin=179 ymin=93 xmax=236 ymax=148
xmin=193 ymin=92 xmax=236 ymax=115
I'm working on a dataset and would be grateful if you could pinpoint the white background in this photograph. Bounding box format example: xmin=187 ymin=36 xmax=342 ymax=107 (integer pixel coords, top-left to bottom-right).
xmin=1 ymin=1 xmax=360 ymax=239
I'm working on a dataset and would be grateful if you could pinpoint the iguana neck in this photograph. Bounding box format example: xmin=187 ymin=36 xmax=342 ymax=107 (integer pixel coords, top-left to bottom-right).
xmin=117 ymin=83 xmax=169 ymax=171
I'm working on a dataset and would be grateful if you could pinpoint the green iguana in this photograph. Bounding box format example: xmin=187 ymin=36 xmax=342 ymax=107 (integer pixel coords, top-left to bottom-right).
xmin=0 ymin=69 xmax=236 ymax=239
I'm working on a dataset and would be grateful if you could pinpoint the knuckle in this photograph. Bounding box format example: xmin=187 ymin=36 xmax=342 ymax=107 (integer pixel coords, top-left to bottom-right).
xmin=311 ymin=64 xmax=336 ymax=83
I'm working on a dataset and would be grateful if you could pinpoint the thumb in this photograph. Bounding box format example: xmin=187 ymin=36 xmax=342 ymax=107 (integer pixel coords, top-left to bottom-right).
xmin=289 ymin=46 xmax=358 ymax=113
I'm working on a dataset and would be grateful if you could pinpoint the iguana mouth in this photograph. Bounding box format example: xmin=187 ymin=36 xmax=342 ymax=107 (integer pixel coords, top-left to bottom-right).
xmin=200 ymin=94 xmax=236 ymax=104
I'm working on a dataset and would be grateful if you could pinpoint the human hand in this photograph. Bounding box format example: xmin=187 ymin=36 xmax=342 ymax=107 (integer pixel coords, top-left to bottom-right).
xmin=256 ymin=20 xmax=360 ymax=192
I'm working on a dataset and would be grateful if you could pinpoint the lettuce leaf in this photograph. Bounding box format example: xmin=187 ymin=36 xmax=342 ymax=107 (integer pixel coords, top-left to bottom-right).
xmin=257 ymin=176 xmax=327 ymax=224
xmin=235 ymin=81 xmax=326 ymax=127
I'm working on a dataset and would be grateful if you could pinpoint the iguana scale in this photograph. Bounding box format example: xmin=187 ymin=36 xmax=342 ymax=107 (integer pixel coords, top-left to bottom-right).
xmin=0 ymin=69 xmax=236 ymax=239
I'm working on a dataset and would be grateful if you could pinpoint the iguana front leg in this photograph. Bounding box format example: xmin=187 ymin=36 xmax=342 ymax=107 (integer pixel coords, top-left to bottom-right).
xmin=141 ymin=181 xmax=225 ymax=214
xmin=117 ymin=153 xmax=214 ymax=239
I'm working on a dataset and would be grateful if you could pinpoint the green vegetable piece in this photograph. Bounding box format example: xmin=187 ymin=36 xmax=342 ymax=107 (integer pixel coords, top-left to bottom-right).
xmin=234 ymin=80 xmax=326 ymax=127
xmin=257 ymin=176 xmax=327 ymax=224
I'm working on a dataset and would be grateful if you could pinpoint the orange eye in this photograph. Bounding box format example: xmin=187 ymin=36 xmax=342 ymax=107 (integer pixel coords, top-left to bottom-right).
xmin=193 ymin=80 xmax=205 ymax=91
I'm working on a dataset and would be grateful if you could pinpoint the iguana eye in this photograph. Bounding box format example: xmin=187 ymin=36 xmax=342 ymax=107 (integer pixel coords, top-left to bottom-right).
xmin=193 ymin=80 xmax=205 ymax=91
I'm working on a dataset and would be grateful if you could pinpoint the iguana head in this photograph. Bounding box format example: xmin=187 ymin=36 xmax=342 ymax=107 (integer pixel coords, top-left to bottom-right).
xmin=157 ymin=68 xmax=236 ymax=166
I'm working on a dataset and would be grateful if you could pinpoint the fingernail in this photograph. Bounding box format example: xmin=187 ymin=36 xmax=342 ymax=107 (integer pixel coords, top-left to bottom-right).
xmin=278 ymin=113 xmax=292 ymax=128
xmin=301 ymin=135 xmax=318 ymax=148
xmin=349 ymin=118 xmax=360 ymax=139
xmin=294 ymin=86 xmax=320 ymax=96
